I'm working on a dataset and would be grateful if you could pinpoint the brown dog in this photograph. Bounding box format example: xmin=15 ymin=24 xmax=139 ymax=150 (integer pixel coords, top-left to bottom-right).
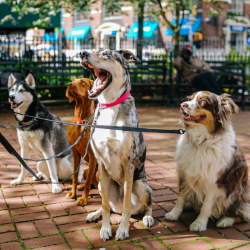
xmin=66 ymin=78 xmax=98 ymax=206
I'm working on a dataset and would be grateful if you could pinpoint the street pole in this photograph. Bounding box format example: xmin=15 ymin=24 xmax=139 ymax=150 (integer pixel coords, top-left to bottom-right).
xmin=137 ymin=2 xmax=144 ymax=61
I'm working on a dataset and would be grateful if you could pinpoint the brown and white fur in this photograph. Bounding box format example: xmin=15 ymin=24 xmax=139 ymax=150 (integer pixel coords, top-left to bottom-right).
xmin=165 ymin=91 xmax=250 ymax=232
xmin=79 ymin=49 xmax=154 ymax=241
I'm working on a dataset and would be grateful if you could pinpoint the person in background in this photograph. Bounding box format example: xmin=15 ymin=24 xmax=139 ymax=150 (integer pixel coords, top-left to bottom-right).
xmin=174 ymin=44 xmax=222 ymax=95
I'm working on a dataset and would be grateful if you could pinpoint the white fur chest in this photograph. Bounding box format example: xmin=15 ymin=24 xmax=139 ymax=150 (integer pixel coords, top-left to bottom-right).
xmin=17 ymin=129 xmax=45 ymax=157
xmin=91 ymin=106 xmax=133 ymax=183
xmin=176 ymin=126 xmax=236 ymax=184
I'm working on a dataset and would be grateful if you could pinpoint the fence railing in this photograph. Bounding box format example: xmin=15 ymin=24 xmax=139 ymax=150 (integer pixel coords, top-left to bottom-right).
xmin=0 ymin=35 xmax=249 ymax=106
xmin=1 ymin=35 xmax=250 ymax=62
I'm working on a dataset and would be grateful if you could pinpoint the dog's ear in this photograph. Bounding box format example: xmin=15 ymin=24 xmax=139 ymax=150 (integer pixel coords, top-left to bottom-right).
xmin=217 ymin=93 xmax=239 ymax=129
xmin=8 ymin=73 xmax=17 ymax=88
xmin=66 ymin=86 xmax=74 ymax=103
xmin=116 ymin=50 xmax=141 ymax=63
xmin=25 ymin=73 xmax=36 ymax=89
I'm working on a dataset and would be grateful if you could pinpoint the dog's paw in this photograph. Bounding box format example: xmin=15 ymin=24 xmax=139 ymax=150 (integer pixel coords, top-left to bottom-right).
xmin=77 ymin=197 xmax=88 ymax=206
xmin=165 ymin=211 xmax=180 ymax=221
xmin=115 ymin=224 xmax=129 ymax=241
xmin=52 ymin=185 xmax=62 ymax=194
xmin=100 ymin=224 xmax=112 ymax=242
xmin=190 ymin=220 xmax=207 ymax=232
xmin=143 ymin=215 xmax=154 ymax=227
xmin=66 ymin=190 xmax=76 ymax=199
xmin=216 ymin=217 xmax=234 ymax=228
xmin=85 ymin=211 xmax=102 ymax=222
xmin=11 ymin=178 xmax=23 ymax=185
xmin=78 ymin=184 xmax=85 ymax=191
xmin=32 ymin=172 xmax=44 ymax=181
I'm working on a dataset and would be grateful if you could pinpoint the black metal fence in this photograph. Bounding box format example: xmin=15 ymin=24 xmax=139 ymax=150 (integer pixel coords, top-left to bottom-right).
xmin=1 ymin=34 xmax=249 ymax=61
xmin=0 ymin=35 xmax=249 ymax=107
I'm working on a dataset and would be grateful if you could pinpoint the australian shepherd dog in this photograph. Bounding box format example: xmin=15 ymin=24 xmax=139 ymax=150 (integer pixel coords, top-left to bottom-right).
xmin=165 ymin=91 xmax=250 ymax=232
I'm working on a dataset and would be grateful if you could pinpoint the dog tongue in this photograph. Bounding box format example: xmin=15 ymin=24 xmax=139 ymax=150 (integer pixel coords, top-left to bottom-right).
xmin=184 ymin=115 xmax=202 ymax=121
xmin=91 ymin=74 xmax=107 ymax=93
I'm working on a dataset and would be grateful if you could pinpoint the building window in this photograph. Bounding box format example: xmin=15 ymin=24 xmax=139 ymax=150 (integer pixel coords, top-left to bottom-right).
xmin=74 ymin=9 xmax=90 ymax=22
xmin=229 ymin=0 xmax=244 ymax=16
xmin=102 ymin=2 xmax=122 ymax=20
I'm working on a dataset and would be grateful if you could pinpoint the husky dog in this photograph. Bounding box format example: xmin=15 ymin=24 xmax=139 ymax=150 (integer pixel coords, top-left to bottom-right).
xmin=8 ymin=73 xmax=83 ymax=193
xmin=79 ymin=50 xmax=154 ymax=241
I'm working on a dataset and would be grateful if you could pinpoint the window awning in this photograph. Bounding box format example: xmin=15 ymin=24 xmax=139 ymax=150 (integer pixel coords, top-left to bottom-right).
xmin=41 ymin=28 xmax=64 ymax=41
xmin=66 ymin=25 xmax=91 ymax=40
xmin=165 ymin=17 xmax=202 ymax=36
xmin=126 ymin=21 xmax=159 ymax=38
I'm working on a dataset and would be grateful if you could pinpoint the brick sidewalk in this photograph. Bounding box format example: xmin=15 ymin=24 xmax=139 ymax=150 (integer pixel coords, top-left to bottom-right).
xmin=0 ymin=107 xmax=250 ymax=250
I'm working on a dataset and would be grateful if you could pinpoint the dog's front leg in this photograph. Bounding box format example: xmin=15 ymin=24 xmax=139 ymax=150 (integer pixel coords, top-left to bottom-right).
xmin=43 ymin=147 xmax=62 ymax=194
xmin=11 ymin=145 xmax=31 ymax=185
xmin=115 ymin=168 xmax=134 ymax=241
xmin=165 ymin=191 xmax=185 ymax=221
xmin=78 ymin=151 xmax=97 ymax=206
xmin=99 ymin=162 xmax=112 ymax=241
xmin=66 ymin=149 xmax=80 ymax=200
xmin=190 ymin=193 xmax=214 ymax=232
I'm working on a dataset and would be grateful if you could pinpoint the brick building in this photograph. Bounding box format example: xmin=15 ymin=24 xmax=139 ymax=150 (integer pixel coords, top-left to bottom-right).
xmin=202 ymin=0 xmax=250 ymax=52
xmin=63 ymin=1 xmax=165 ymax=52
xmin=62 ymin=0 xmax=250 ymax=53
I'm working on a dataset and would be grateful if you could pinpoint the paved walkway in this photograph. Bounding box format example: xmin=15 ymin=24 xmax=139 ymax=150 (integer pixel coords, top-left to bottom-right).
xmin=0 ymin=107 xmax=250 ymax=250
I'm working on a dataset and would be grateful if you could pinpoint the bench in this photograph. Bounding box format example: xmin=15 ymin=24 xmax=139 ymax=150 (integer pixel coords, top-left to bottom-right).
xmin=174 ymin=61 xmax=246 ymax=110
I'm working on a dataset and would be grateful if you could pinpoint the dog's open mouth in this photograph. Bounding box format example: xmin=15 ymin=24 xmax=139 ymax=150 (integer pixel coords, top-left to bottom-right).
xmin=10 ymin=101 xmax=23 ymax=109
xmin=81 ymin=62 xmax=112 ymax=98
xmin=183 ymin=111 xmax=205 ymax=122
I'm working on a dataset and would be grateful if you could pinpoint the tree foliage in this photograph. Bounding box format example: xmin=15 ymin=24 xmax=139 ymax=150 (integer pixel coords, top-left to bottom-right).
xmin=1 ymin=0 xmax=225 ymax=55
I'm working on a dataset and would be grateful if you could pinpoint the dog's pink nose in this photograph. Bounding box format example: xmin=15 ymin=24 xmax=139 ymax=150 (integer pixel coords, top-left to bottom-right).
xmin=180 ymin=103 xmax=188 ymax=109
xmin=68 ymin=82 xmax=74 ymax=87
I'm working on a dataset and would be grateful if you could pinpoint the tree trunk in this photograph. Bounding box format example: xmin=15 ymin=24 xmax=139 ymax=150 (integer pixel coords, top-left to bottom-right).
xmin=137 ymin=2 xmax=144 ymax=61
xmin=173 ymin=1 xmax=181 ymax=58
xmin=173 ymin=31 xmax=180 ymax=57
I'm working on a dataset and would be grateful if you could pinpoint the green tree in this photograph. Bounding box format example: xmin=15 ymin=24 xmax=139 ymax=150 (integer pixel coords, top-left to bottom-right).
xmin=1 ymin=0 xmax=225 ymax=57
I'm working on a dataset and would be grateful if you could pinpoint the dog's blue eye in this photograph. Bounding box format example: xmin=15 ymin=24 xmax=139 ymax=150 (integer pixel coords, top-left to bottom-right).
xmin=20 ymin=89 xmax=25 ymax=93
xmin=11 ymin=89 xmax=14 ymax=92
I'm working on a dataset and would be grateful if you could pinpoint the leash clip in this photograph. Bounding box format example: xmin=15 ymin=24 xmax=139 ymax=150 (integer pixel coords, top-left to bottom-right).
xmin=179 ymin=129 xmax=185 ymax=134
xmin=99 ymin=103 xmax=107 ymax=109
xmin=80 ymin=132 xmax=86 ymax=138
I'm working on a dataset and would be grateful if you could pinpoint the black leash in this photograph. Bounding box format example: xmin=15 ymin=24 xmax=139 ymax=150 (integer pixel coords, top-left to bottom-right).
xmin=0 ymin=118 xmax=36 ymax=129
xmin=23 ymin=114 xmax=94 ymax=162
xmin=0 ymin=109 xmax=185 ymax=135
xmin=0 ymin=124 xmax=95 ymax=184
xmin=0 ymin=108 xmax=184 ymax=184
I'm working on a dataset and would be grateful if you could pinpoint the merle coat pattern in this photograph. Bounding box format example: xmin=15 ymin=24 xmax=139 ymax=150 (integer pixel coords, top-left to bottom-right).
xmin=79 ymin=49 xmax=154 ymax=241
xmin=7 ymin=74 xmax=83 ymax=193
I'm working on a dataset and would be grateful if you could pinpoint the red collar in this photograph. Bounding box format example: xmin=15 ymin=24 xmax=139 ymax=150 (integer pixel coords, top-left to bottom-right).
xmin=98 ymin=91 xmax=130 ymax=109
xmin=74 ymin=116 xmax=85 ymax=124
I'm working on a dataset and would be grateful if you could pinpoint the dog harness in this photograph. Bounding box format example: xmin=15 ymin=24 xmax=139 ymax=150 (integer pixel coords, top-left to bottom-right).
xmin=98 ymin=91 xmax=130 ymax=109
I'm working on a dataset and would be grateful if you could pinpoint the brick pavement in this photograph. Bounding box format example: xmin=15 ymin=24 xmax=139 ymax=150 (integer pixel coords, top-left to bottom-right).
xmin=0 ymin=107 xmax=250 ymax=249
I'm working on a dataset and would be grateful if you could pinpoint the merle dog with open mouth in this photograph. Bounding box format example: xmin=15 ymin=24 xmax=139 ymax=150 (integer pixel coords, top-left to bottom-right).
xmin=79 ymin=49 xmax=154 ymax=241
